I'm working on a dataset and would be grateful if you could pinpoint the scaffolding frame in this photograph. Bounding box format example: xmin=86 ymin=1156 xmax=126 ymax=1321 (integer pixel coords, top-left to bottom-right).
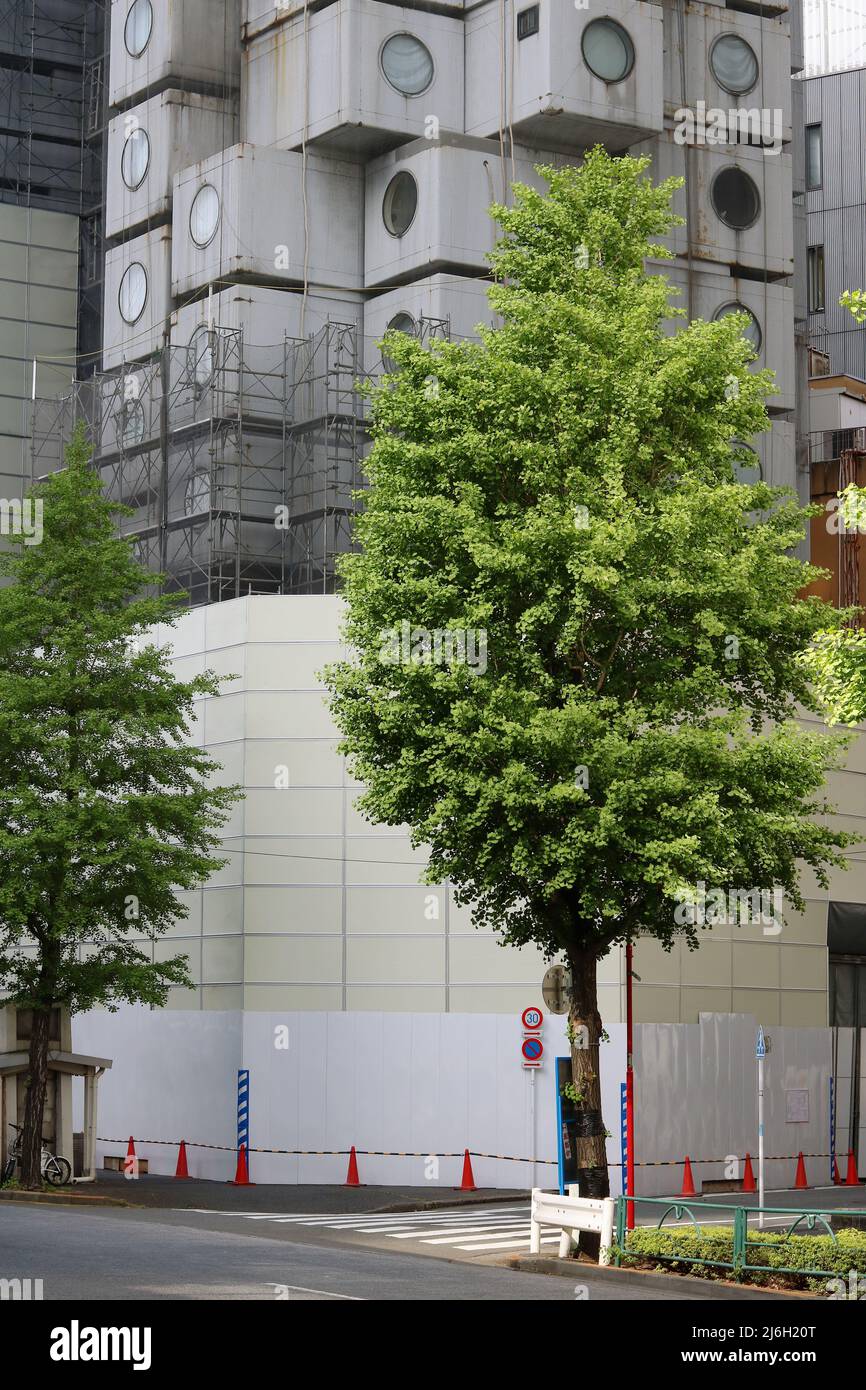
xmin=31 ymin=313 xmax=453 ymax=603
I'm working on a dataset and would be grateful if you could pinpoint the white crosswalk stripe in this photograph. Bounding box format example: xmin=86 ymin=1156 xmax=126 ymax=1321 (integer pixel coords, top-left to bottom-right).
xmin=183 ymin=1204 xmax=556 ymax=1253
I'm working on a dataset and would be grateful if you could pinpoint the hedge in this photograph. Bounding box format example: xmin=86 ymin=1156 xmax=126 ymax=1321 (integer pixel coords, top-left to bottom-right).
xmin=616 ymin=1225 xmax=866 ymax=1292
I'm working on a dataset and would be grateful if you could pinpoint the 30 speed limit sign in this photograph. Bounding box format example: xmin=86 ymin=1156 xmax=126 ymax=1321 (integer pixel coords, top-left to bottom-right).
xmin=522 ymin=1007 xmax=543 ymax=1030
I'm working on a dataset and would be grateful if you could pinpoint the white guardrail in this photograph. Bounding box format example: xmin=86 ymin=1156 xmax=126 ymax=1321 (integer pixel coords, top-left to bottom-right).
xmin=530 ymin=1187 xmax=616 ymax=1265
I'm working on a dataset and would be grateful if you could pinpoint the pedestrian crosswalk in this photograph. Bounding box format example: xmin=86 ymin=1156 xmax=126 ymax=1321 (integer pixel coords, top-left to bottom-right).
xmin=187 ymin=1204 xmax=558 ymax=1254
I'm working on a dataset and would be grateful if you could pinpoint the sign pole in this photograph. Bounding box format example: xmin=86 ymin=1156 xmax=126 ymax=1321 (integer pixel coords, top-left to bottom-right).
xmin=530 ymin=1068 xmax=537 ymax=1189
xmin=756 ymin=1027 xmax=766 ymax=1229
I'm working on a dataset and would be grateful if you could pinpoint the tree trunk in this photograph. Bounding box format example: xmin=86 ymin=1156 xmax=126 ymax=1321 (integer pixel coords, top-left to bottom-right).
xmin=567 ymin=946 xmax=609 ymax=1256
xmin=20 ymin=1008 xmax=51 ymax=1189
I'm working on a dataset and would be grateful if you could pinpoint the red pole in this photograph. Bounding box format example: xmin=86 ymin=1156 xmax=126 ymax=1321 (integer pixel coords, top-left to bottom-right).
xmin=625 ymin=940 xmax=635 ymax=1231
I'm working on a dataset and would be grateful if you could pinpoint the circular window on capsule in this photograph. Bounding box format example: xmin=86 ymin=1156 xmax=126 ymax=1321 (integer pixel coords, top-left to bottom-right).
xmin=382 ymin=172 xmax=418 ymax=237
xmin=124 ymin=0 xmax=153 ymax=58
xmin=711 ymin=167 xmax=761 ymax=230
xmin=189 ymin=184 xmax=221 ymax=249
xmin=581 ymin=18 xmax=635 ymax=84
xmin=381 ymin=34 xmax=435 ymax=96
xmin=713 ymin=301 xmax=762 ymax=354
xmin=119 ymin=398 xmax=145 ymax=450
xmin=382 ymin=312 xmax=418 ymax=371
xmin=118 ymin=262 xmax=148 ymax=324
xmin=121 ymin=127 xmax=150 ymax=190
xmin=710 ymin=34 xmax=759 ymax=96
xmin=187 ymin=325 xmax=219 ymax=387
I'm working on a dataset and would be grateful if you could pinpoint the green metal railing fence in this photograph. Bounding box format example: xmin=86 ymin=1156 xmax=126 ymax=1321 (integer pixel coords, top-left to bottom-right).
xmin=613 ymin=1194 xmax=866 ymax=1282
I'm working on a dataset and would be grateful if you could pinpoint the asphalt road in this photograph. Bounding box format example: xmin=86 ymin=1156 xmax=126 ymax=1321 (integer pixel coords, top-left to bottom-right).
xmin=0 ymin=1203 xmax=752 ymax=1301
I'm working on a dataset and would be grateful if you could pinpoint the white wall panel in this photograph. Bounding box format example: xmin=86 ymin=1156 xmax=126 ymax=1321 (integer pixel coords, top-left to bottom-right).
xmin=74 ymin=1005 xmax=241 ymax=1181
xmin=78 ymin=1006 xmax=624 ymax=1190
xmin=635 ymin=1014 xmax=834 ymax=1197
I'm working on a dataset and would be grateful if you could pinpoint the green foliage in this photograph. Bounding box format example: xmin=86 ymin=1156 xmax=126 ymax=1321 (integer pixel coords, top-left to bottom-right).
xmin=840 ymin=289 xmax=866 ymax=324
xmin=802 ymin=628 xmax=866 ymax=727
xmin=801 ymin=482 xmax=866 ymax=724
xmin=325 ymin=148 xmax=853 ymax=964
xmin=619 ymin=1223 xmax=866 ymax=1292
xmin=0 ymin=424 xmax=242 ymax=1015
xmin=560 ymin=1082 xmax=586 ymax=1106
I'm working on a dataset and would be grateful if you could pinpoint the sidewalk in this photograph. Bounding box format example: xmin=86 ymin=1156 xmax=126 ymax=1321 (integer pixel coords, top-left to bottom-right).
xmin=0 ymin=1170 xmax=526 ymax=1213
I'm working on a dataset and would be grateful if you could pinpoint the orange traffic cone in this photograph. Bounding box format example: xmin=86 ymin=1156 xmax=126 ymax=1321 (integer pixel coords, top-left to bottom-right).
xmin=175 ymin=1140 xmax=190 ymax=1179
xmin=680 ymin=1156 xmax=696 ymax=1197
xmin=794 ymin=1151 xmax=809 ymax=1189
xmin=345 ymin=1145 xmax=361 ymax=1187
xmin=123 ymin=1136 xmax=137 ymax=1179
xmin=742 ymin=1153 xmax=756 ymax=1193
xmin=228 ymin=1143 xmax=254 ymax=1186
xmin=457 ymin=1149 xmax=477 ymax=1192
xmin=845 ymin=1149 xmax=860 ymax=1186
xmin=833 ymin=1155 xmax=842 ymax=1185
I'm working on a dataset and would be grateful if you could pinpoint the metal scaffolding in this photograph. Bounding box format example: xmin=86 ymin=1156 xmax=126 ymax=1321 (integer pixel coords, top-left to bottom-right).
xmin=30 ymin=313 xmax=452 ymax=603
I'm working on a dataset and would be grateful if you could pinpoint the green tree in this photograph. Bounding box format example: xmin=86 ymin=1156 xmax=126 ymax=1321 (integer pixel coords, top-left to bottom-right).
xmin=0 ymin=426 xmax=240 ymax=1188
xmin=326 ymin=148 xmax=854 ymax=1211
xmin=801 ymin=290 xmax=866 ymax=723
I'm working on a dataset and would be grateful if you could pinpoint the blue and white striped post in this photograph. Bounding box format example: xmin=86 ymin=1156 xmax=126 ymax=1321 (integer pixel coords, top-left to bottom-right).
xmin=237 ymin=1069 xmax=250 ymax=1177
xmin=829 ymin=1076 xmax=836 ymax=1185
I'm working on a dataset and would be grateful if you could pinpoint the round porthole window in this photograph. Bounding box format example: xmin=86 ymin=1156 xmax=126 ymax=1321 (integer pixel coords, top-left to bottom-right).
xmin=124 ymin=0 xmax=153 ymax=58
xmin=121 ymin=127 xmax=150 ymax=190
xmin=382 ymin=172 xmax=418 ymax=237
xmin=187 ymin=326 xmax=218 ymax=386
xmin=710 ymin=34 xmax=759 ymax=96
xmin=189 ymin=184 xmax=221 ymax=249
xmin=581 ymin=18 xmax=635 ymax=84
xmin=711 ymin=167 xmax=761 ymax=230
xmin=382 ymin=312 xmax=418 ymax=371
xmin=731 ymin=442 xmax=762 ymax=485
xmin=119 ymin=399 xmax=145 ymax=449
xmin=381 ymin=34 xmax=435 ymax=96
xmin=184 ymin=471 xmax=210 ymax=517
xmin=713 ymin=301 xmax=762 ymax=353
xmin=118 ymin=262 xmax=148 ymax=324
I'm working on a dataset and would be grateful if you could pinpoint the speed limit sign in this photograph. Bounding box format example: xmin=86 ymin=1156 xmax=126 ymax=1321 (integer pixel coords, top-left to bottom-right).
xmin=522 ymin=1006 xmax=543 ymax=1030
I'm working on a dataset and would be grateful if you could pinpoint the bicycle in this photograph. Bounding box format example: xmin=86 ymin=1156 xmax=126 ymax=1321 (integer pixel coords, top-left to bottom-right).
xmin=3 ymin=1123 xmax=72 ymax=1186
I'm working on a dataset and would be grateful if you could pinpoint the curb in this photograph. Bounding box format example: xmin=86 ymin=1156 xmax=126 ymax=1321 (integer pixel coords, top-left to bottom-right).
xmin=0 ymin=1189 xmax=135 ymax=1209
xmin=507 ymin=1254 xmax=816 ymax=1299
